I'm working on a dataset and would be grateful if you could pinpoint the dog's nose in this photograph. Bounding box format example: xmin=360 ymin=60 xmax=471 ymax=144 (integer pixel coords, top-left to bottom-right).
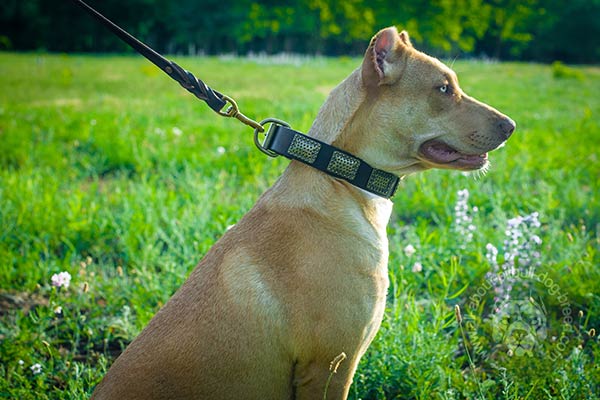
xmin=498 ymin=117 xmax=516 ymax=139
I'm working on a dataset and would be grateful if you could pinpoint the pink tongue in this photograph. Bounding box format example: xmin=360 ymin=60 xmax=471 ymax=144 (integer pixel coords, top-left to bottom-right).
xmin=422 ymin=141 xmax=462 ymax=163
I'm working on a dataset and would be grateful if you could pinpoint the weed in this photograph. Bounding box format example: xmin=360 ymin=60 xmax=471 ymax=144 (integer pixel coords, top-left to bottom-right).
xmin=552 ymin=61 xmax=585 ymax=80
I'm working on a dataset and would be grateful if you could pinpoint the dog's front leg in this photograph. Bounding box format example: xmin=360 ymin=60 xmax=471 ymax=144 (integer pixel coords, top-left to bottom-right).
xmin=293 ymin=354 xmax=360 ymax=400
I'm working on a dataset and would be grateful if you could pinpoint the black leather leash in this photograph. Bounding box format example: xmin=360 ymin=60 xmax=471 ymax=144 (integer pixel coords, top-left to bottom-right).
xmin=69 ymin=0 xmax=399 ymax=198
xmin=70 ymin=0 xmax=262 ymax=130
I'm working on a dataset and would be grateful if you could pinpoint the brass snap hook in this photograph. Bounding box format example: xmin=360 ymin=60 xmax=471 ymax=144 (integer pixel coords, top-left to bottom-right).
xmin=218 ymin=95 xmax=264 ymax=132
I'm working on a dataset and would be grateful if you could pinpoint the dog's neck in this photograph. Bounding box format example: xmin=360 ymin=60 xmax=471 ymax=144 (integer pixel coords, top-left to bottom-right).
xmin=307 ymin=68 xmax=365 ymax=145
xmin=262 ymin=68 xmax=394 ymax=234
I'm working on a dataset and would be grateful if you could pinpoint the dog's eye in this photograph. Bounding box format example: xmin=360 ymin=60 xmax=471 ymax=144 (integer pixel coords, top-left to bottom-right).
xmin=439 ymin=84 xmax=449 ymax=93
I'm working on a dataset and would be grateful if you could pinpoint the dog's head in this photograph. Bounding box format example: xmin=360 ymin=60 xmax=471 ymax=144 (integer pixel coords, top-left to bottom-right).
xmin=350 ymin=27 xmax=515 ymax=174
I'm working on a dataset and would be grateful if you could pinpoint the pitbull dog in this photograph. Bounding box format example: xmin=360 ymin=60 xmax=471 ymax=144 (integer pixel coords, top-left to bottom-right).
xmin=92 ymin=27 xmax=514 ymax=399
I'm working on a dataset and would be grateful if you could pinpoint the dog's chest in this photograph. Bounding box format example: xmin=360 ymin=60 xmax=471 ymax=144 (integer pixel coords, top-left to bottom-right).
xmin=316 ymin=202 xmax=391 ymax=327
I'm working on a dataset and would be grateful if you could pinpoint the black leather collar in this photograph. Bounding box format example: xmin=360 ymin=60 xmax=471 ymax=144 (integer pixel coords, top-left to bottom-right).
xmin=263 ymin=125 xmax=399 ymax=198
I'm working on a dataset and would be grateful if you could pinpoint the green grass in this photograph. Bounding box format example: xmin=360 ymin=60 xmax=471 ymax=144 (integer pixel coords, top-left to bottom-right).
xmin=0 ymin=52 xmax=599 ymax=399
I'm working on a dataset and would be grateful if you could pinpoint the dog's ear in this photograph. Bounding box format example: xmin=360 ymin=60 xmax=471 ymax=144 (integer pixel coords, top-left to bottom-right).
xmin=399 ymin=30 xmax=412 ymax=47
xmin=362 ymin=27 xmax=411 ymax=87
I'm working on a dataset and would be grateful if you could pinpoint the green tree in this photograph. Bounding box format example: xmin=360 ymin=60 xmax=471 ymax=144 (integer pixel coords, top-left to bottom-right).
xmin=475 ymin=0 xmax=541 ymax=58
xmin=0 ymin=0 xmax=597 ymax=62
xmin=523 ymin=0 xmax=600 ymax=63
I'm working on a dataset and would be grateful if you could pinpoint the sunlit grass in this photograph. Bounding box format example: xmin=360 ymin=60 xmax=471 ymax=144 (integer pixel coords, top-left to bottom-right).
xmin=0 ymin=52 xmax=599 ymax=399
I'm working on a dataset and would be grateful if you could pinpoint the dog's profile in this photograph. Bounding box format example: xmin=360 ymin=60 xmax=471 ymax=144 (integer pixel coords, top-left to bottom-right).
xmin=91 ymin=27 xmax=514 ymax=399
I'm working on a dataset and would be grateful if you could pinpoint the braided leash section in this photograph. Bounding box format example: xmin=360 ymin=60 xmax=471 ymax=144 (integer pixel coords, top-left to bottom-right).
xmin=165 ymin=61 xmax=226 ymax=112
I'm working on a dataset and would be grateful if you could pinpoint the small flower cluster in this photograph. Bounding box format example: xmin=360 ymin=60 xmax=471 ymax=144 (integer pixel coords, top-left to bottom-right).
xmin=503 ymin=212 xmax=542 ymax=273
xmin=402 ymin=244 xmax=422 ymax=272
xmin=453 ymin=189 xmax=478 ymax=247
xmin=486 ymin=212 xmax=542 ymax=305
xmin=403 ymin=244 xmax=416 ymax=257
xmin=18 ymin=360 xmax=43 ymax=375
xmin=51 ymin=271 xmax=71 ymax=289
xmin=30 ymin=363 xmax=42 ymax=375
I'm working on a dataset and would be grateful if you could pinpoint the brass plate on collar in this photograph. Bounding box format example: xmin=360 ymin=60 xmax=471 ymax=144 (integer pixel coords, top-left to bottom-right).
xmin=367 ymin=169 xmax=397 ymax=197
xmin=288 ymin=134 xmax=321 ymax=164
xmin=327 ymin=151 xmax=360 ymax=180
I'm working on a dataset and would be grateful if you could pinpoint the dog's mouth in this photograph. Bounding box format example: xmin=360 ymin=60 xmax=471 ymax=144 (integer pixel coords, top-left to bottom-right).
xmin=418 ymin=140 xmax=488 ymax=170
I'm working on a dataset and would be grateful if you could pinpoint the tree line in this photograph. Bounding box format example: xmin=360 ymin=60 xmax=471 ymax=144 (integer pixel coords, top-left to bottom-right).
xmin=1 ymin=0 xmax=598 ymax=63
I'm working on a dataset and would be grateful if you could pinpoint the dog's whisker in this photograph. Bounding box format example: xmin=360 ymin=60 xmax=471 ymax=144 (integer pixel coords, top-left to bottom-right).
xmin=474 ymin=163 xmax=490 ymax=180
xmin=450 ymin=55 xmax=459 ymax=68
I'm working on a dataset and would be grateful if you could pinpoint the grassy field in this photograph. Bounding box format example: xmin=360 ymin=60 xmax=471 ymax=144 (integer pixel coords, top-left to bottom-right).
xmin=0 ymin=52 xmax=599 ymax=399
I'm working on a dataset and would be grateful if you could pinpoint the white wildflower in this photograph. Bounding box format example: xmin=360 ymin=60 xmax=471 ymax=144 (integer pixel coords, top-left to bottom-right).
xmin=172 ymin=127 xmax=183 ymax=136
xmin=412 ymin=262 xmax=423 ymax=273
xmin=217 ymin=146 xmax=226 ymax=155
xmin=53 ymin=305 xmax=63 ymax=315
xmin=486 ymin=211 xmax=543 ymax=314
xmin=51 ymin=271 xmax=71 ymax=289
xmin=453 ymin=188 xmax=477 ymax=246
xmin=403 ymin=244 xmax=416 ymax=257
xmin=485 ymin=243 xmax=498 ymax=265
xmin=502 ymin=212 xmax=543 ymax=271
xmin=30 ymin=363 xmax=42 ymax=375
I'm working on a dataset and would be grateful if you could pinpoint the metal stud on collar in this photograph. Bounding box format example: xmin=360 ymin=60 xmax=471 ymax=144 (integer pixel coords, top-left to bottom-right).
xmin=326 ymin=151 xmax=360 ymax=180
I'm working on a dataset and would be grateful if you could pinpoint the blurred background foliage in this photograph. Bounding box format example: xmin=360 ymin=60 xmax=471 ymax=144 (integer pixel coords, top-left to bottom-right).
xmin=1 ymin=0 xmax=598 ymax=63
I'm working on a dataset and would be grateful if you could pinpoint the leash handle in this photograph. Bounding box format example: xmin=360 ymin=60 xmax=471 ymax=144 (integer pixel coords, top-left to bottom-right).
xmin=70 ymin=0 xmax=236 ymax=116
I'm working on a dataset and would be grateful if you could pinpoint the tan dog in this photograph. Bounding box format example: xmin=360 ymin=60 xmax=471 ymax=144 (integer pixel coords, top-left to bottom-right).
xmin=91 ymin=27 xmax=514 ymax=399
